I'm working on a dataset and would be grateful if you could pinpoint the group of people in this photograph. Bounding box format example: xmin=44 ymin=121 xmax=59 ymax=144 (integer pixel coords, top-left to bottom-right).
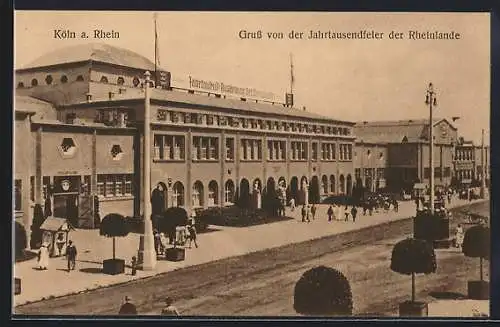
xmin=154 ymin=219 xmax=199 ymax=256
xmin=118 ymin=295 xmax=180 ymax=316
xmin=37 ymin=240 xmax=78 ymax=272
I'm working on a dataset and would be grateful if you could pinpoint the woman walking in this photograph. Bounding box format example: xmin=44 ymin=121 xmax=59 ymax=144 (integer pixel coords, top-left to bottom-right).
xmin=37 ymin=242 xmax=49 ymax=270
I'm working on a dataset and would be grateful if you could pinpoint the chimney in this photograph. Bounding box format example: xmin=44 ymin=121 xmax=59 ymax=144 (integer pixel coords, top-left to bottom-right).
xmin=108 ymin=92 xmax=115 ymax=100
xmin=86 ymin=93 xmax=92 ymax=102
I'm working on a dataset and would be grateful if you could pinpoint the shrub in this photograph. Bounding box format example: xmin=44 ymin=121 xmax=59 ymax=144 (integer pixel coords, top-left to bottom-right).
xmin=294 ymin=266 xmax=353 ymax=316
xmin=15 ymin=221 xmax=27 ymax=259
xmin=99 ymin=213 xmax=130 ymax=259
xmin=463 ymin=225 xmax=490 ymax=281
xmin=30 ymin=204 xmax=45 ymax=249
xmin=390 ymin=238 xmax=436 ymax=302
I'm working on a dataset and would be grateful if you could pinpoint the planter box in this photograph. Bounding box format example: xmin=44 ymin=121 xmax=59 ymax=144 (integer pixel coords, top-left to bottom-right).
xmin=14 ymin=278 xmax=21 ymax=295
xmin=468 ymin=280 xmax=489 ymax=300
xmin=165 ymin=247 xmax=185 ymax=262
xmin=103 ymin=258 xmax=125 ymax=275
xmin=399 ymin=301 xmax=428 ymax=317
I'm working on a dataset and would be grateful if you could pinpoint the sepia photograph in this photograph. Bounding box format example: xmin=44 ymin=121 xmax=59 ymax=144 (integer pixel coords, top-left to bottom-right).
xmin=13 ymin=11 xmax=490 ymax=318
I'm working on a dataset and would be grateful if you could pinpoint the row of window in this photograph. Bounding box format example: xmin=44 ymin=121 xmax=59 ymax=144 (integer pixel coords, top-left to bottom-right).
xmin=455 ymin=149 xmax=475 ymax=161
xmin=97 ymin=174 xmax=133 ymax=198
xmin=165 ymin=180 xmax=236 ymax=208
xmin=156 ymin=109 xmax=352 ymax=137
xmin=355 ymin=168 xmax=387 ymax=180
xmin=153 ymin=134 xmax=354 ymax=162
xmin=17 ymin=75 xmax=85 ymax=88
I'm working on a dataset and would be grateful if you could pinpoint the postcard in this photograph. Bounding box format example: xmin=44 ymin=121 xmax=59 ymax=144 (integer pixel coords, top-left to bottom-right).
xmin=13 ymin=11 xmax=490 ymax=318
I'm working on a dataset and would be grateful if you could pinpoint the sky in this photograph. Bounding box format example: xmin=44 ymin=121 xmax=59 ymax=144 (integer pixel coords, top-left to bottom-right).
xmin=14 ymin=11 xmax=490 ymax=144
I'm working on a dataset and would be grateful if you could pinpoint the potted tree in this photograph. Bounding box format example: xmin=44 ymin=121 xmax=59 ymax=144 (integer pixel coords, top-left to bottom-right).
xmin=294 ymin=266 xmax=353 ymax=316
xmin=30 ymin=204 xmax=45 ymax=249
xmin=99 ymin=213 xmax=130 ymax=275
xmin=462 ymin=224 xmax=490 ymax=300
xmin=390 ymin=238 xmax=437 ymax=317
xmin=159 ymin=207 xmax=188 ymax=262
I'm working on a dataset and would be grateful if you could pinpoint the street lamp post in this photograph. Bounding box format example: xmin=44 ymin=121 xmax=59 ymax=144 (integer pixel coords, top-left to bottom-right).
xmin=139 ymin=71 xmax=157 ymax=271
xmin=425 ymin=83 xmax=437 ymax=214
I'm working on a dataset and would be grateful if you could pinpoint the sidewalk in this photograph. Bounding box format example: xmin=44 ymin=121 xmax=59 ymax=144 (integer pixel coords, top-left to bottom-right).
xmin=13 ymin=197 xmax=487 ymax=307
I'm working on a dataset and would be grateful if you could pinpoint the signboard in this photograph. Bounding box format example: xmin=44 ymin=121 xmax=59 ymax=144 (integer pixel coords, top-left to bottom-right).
xmin=170 ymin=74 xmax=280 ymax=103
xmin=156 ymin=70 xmax=171 ymax=89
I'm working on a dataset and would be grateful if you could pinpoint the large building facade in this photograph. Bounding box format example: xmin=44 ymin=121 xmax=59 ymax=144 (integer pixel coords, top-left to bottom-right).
xmin=14 ymin=43 xmax=356 ymax=246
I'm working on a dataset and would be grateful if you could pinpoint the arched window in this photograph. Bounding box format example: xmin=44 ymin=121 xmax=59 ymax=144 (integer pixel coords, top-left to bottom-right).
xmin=192 ymin=181 xmax=204 ymax=208
xmin=330 ymin=175 xmax=336 ymax=193
xmin=31 ymin=78 xmax=38 ymax=86
xmin=117 ymin=76 xmax=125 ymax=85
xmin=224 ymin=180 xmax=235 ymax=205
xmin=45 ymin=75 xmax=53 ymax=85
xmin=60 ymin=75 xmax=68 ymax=83
xmin=133 ymin=77 xmax=140 ymax=87
xmin=322 ymin=175 xmax=328 ymax=194
xmin=17 ymin=82 xmax=24 ymax=88
xmin=76 ymin=75 xmax=84 ymax=81
xmin=208 ymin=180 xmax=218 ymax=206
xmin=100 ymin=76 xmax=109 ymax=83
xmin=172 ymin=182 xmax=184 ymax=207
xmin=339 ymin=175 xmax=345 ymax=194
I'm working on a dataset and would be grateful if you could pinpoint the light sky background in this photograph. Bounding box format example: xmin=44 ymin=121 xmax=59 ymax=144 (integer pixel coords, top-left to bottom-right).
xmin=15 ymin=11 xmax=490 ymax=144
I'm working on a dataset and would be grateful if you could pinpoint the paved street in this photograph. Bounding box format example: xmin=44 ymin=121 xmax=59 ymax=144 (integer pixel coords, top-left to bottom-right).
xmin=14 ymin=197 xmax=487 ymax=310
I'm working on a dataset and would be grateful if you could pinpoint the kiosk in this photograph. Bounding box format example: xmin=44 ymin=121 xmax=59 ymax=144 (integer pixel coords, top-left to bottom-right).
xmin=39 ymin=217 xmax=73 ymax=257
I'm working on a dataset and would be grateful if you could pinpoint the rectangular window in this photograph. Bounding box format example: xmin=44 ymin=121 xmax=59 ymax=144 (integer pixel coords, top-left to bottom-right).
xmin=241 ymin=139 xmax=261 ymax=161
xmin=124 ymin=175 xmax=132 ymax=195
xmin=14 ymin=179 xmax=22 ymax=211
xmin=312 ymin=143 xmax=318 ymax=160
xmin=225 ymin=138 xmax=234 ymax=161
xmin=154 ymin=135 xmax=185 ymax=160
xmin=105 ymin=175 xmax=114 ymax=197
xmin=97 ymin=175 xmax=105 ymax=197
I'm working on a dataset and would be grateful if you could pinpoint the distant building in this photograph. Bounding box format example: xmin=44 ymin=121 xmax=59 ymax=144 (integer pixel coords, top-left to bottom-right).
xmin=453 ymin=138 xmax=490 ymax=188
xmin=354 ymin=119 xmax=458 ymax=193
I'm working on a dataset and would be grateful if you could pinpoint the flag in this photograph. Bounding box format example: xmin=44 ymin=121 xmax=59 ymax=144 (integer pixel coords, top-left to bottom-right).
xmin=154 ymin=13 xmax=160 ymax=86
xmin=290 ymin=53 xmax=295 ymax=93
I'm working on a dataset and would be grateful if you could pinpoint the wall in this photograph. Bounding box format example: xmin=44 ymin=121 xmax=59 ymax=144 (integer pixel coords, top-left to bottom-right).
xmin=99 ymin=197 xmax=134 ymax=218
xmin=96 ymin=132 xmax=134 ymax=175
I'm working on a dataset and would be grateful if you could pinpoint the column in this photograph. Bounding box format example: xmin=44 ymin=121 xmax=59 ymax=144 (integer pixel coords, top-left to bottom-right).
xmin=186 ymin=129 xmax=192 ymax=213
xmin=220 ymin=131 xmax=225 ymax=208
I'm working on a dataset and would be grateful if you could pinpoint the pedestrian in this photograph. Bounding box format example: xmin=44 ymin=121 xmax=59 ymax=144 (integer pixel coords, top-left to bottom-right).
xmin=66 ymin=240 xmax=77 ymax=272
xmin=393 ymin=199 xmax=399 ymax=212
xmin=186 ymin=219 xmax=198 ymax=248
xmin=344 ymin=206 xmax=349 ymax=222
xmin=119 ymin=296 xmax=137 ymax=315
xmin=37 ymin=242 xmax=49 ymax=270
xmin=154 ymin=229 xmax=164 ymax=255
xmin=306 ymin=205 xmax=311 ymax=223
xmin=351 ymin=206 xmax=358 ymax=223
xmin=363 ymin=202 xmax=367 ymax=216
xmin=311 ymin=204 xmax=317 ymax=220
xmin=455 ymin=224 xmax=464 ymax=249
xmin=161 ymin=297 xmax=180 ymax=316
xmin=368 ymin=202 xmax=373 ymax=216
xmin=301 ymin=205 xmax=306 ymax=222
xmin=290 ymin=198 xmax=296 ymax=211
xmin=327 ymin=205 xmax=334 ymax=222
xmin=131 ymin=256 xmax=137 ymax=276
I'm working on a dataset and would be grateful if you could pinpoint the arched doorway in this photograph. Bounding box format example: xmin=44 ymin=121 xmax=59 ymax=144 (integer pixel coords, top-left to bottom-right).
xmin=277 ymin=177 xmax=287 ymax=209
xmin=300 ymin=176 xmax=308 ymax=205
xmin=172 ymin=182 xmax=184 ymax=207
xmin=265 ymin=177 xmax=277 ymax=210
xmin=252 ymin=178 xmax=262 ymax=209
xmin=208 ymin=180 xmax=218 ymax=207
xmin=309 ymin=176 xmax=320 ymax=204
xmin=224 ymin=180 xmax=235 ymax=205
xmin=346 ymin=174 xmax=353 ymax=196
xmin=366 ymin=177 xmax=373 ymax=193
xmin=322 ymin=175 xmax=328 ymax=195
xmin=239 ymin=178 xmax=250 ymax=209
xmin=339 ymin=175 xmax=345 ymax=194
xmin=289 ymin=176 xmax=299 ymax=203
xmin=330 ymin=175 xmax=336 ymax=194
xmin=192 ymin=181 xmax=204 ymax=208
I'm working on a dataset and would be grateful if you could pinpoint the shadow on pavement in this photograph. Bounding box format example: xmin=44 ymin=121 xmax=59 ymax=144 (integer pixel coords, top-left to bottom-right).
xmin=16 ymin=251 xmax=38 ymax=263
xmin=429 ymin=291 xmax=466 ymax=300
xmin=80 ymin=267 xmax=103 ymax=274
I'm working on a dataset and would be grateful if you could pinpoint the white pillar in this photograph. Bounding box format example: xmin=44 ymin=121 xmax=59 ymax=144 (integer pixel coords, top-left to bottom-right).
xmin=139 ymin=71 xmax=157 ymax=271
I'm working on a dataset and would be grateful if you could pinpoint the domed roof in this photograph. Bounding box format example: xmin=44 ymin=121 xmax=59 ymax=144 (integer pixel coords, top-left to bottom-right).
xmin=22 ymin=43 xmax=157 ymax=71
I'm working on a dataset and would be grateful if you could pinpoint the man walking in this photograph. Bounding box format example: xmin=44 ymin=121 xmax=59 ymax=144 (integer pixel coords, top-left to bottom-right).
xmin=161 ymin=297 xmax=180 ymax=316
xmin=327 ymin=205 xmax=334 ymax=222
xmin=301 ymin=205 xmax=307 ymax=222
xmin=351 ymin=206 xmax=358 ymax=223
xmin=119 ymin=296 xmax=137 ymax=315
xmin=66 ymin=240 xmax=77 ymax=272
xmin=311 ymin=204 xmax=317 ymax=220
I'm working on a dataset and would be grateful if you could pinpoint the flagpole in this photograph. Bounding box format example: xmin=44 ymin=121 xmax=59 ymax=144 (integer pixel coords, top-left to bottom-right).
xmin=154 ymin=13 xmax=158 ymax=87
xmin=290 ymin=53 xmax=294 ymax=94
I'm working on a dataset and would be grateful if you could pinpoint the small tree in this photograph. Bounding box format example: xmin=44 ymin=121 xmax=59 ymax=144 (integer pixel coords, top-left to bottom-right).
xmin=15 ymin=221 xmax=27 ymax=259
xmin=99 ymin=213 xmax=129 ymax=260
xmin=463 ymin=225 xmax=490 ymax=281
xmin=30 ymin=204 xmax=45 ymax=249
xmin=294 ymin=266 xmax=353 ymax=316
xmin=158 ymin=207 xmax=188 ymax=245
xmin=390 ymin=238 xmax=437 ymax=302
